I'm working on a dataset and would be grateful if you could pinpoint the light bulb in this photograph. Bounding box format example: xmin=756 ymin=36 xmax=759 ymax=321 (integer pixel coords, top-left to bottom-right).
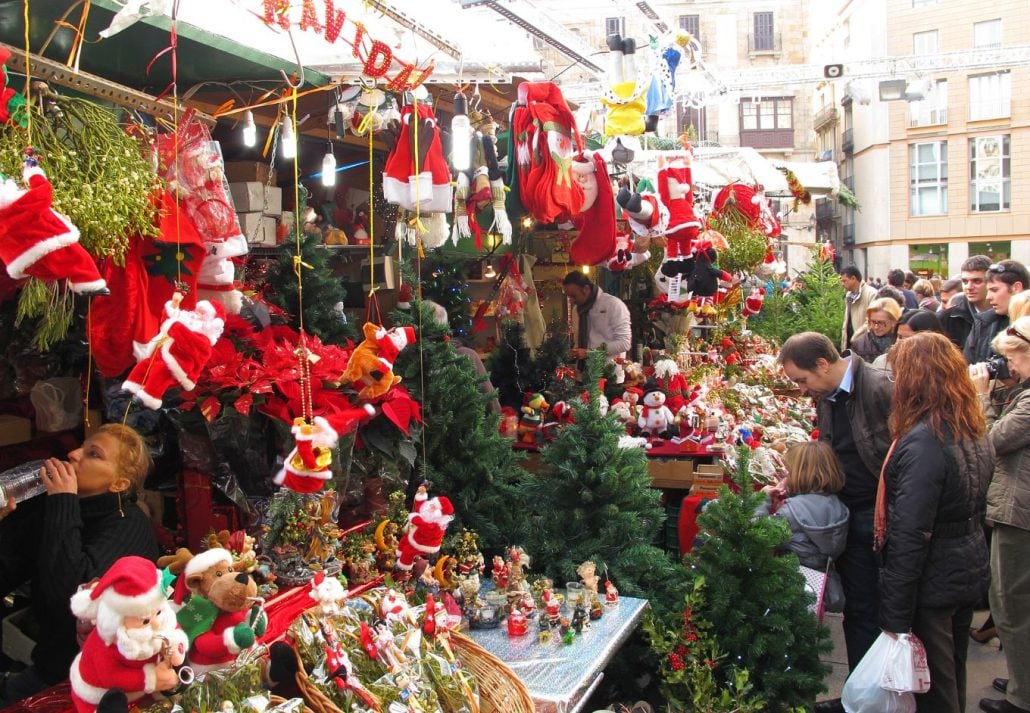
xmin=581 ymin=265 xmax=590 ymax=275
xmin=484 ymin=262 xmax=497 ymax=279
xmin=521 ymin=216 xmax=533 ymax=229
xmin=280 ymin=115 xmax=296 ymax=159
xmin=451 ymin=91 xmax=471 ymax=171
xmin=321 ymin=147 xmax=337 ymax=187
xmin=242 ymin=110 xmax=257 ymax=147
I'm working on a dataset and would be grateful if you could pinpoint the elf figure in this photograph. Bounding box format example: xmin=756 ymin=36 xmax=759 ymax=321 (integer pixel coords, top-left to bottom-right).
xmin=396 ymin=486 xmax=455 ymax=571
xmin=122 ymin=293 xmax=225 ymax=409
xmin=0 ymin=161 xmax=107 ymax=294
xmin=658 ymin=152 xmax=703 ymax=277
xmin=69 ymin=556 xmax=189 ymax=713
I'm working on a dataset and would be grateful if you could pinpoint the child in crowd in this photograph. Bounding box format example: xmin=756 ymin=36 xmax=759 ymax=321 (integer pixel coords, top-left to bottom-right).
xmin=756 ymin=440 xmax=850 ymax=612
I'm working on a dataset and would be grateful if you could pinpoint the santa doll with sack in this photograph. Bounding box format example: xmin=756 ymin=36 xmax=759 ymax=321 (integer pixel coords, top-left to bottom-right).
xmin=396 ymin=485 xmax=454 ymax=571
xmin=68 ymin=556 xmax=188 ymax=713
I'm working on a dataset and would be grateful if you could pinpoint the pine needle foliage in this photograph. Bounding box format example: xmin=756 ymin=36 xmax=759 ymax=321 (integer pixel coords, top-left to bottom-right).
xmin=392 ymin=302 xmax=527 ymax=554
xmin=750 ymin=247 xmax=844 ymax=345
xmin=685 ymin=446 xmax=831 ymax=710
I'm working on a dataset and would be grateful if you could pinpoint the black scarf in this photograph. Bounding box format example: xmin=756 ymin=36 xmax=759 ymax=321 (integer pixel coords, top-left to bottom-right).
xmin=577 ymin=287 xmax=599 ymax=349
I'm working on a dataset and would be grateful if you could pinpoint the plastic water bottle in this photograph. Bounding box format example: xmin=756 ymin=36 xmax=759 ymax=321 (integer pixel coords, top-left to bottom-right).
xmin=0 ymin=460 xmax=47 ymax=509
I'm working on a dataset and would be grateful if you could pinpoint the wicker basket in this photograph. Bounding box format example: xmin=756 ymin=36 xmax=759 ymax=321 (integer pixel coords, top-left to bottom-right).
xmin=450 ymin=631 xmax=535 ymax=713
xmin=291 ymin=631 xmax=533 ymax=713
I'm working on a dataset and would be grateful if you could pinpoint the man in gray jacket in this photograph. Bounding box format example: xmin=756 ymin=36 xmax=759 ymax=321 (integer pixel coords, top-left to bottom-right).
xmin=563 ymin=271 xmax=632 ymax=360
xmin=779 ymin=333 xmax=893 ymax=713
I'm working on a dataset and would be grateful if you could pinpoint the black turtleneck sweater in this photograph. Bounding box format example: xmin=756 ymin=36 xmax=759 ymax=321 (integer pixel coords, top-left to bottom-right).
xmin=0 ymin=490 xmax=158 ymax=683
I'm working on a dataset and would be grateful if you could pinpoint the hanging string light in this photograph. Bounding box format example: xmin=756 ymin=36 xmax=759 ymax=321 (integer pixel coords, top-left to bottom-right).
xmin=242 ymin=110 xmax=257 ymax=147
xmin=450 ymin=91 xmax=471 ymax=171
xmin=322 ymin=142 xmax=337 ymax=187
xmin=280 ymin=112 xmax=297 ymax=159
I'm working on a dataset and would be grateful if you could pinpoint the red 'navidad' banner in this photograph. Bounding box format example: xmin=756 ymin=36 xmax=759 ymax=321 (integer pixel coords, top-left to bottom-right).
xmin=262 ymin=0 xmax=435 ymax=91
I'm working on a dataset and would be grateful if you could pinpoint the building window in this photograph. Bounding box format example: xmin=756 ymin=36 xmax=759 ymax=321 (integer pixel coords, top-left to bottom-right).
xmin=909 ymin=79 xmax=948 ymax=127
xmin=753 ymin=12 xmax=774 ymax=51
xmin=679 ymin=14 xmax=700 ymax=42
xmin=974 ymin=19 xmax=1002 ymax=48
xmin=969 ymin=135 xmax=1010 ymax=212
xmin=605 ymin=17 xmax=624 ymax=38
xmin=909 ymin=141 xmax=948 ymax=216
xmin=739 ymin=97 xmax=793 ymax=148
xmin=912 ymin=29 xmax=938 ymax=55
xmin=968 ymin=71 xmax=1011 ymax=120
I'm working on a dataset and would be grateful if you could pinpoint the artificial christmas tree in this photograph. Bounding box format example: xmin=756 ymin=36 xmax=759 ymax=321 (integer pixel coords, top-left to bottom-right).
xmin=750 ymin=246 xmax=844 ymax=344
xmin=685 ymin=446 xmax=831 ymax=710
xmin=419 ymin=255 xmax=474 ymax=340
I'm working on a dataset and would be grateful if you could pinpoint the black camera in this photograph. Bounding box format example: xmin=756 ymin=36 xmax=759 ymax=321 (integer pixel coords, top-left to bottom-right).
xmin=986 ymin=354 xmax=1010 ymax=380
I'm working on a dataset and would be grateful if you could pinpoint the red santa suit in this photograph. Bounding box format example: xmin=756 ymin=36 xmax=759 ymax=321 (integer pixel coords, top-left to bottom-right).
xmin=69 ymin=556 xmax=187 ymax=713
xmin=188 ymin=609 xmax=252 ymax=670
xmin=658 ymin=158 xmax=702 ymax=262
xmin=122 ymin=297 xmax=225 ymax=409
xmin=396 ymin=493 xmax=454 ymax=570
xmin=0 ymin=165 xmax=106 ymax=294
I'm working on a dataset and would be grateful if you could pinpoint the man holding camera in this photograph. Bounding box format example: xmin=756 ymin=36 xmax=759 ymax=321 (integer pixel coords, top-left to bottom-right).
xmin=965 ymin=260 xmax=1028 ymax=371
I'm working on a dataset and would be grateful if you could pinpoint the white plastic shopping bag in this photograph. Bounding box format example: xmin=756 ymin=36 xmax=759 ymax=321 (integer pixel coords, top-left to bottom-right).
xmin=881 ymin=633 xmax=931 ymax=693
xmin=841 ymin=633 xmax=917 ymax=713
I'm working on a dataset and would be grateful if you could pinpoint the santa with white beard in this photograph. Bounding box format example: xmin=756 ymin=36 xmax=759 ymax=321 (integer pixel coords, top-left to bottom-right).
xmin=68 ymin=556 xmax=188 ymax=713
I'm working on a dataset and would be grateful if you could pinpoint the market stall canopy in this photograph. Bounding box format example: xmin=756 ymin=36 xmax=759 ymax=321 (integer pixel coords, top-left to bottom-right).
xmin=626 ymin=146 xmax=841 ymax=198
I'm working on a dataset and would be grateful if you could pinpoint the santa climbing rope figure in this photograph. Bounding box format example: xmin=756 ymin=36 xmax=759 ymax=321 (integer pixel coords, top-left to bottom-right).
xmin=396 ymin=484 xmax=454 ymax=570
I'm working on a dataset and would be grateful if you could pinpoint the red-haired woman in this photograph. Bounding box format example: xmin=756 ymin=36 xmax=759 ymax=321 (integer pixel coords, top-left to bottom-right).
xmin=878 ymin=333 xmax=995 ymax=713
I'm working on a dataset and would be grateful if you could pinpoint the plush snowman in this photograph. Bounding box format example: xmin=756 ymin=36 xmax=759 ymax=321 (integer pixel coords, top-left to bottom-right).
xmin=637 ymin=384 xmax=675 ymax=438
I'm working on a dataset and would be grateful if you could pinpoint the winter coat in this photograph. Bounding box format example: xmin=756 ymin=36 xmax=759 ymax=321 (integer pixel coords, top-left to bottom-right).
xmin=817 ymin=356 xmax=895 ymax=489
xmin=850 ymin=331 xmax=895 ymax=363
xmin=878 ymin=422 xmax=994 ymax=633
xmin=570 ymin=287 xmax=632 ymax=359
xmin=985 ymin=381 xmax=1030 ymax=532
xmin=757 ymin=493 xmax=850 ymax=612
xmin=939 ymin=294 xmax=976 ymax=351
xmin=963 ymin=308 xmax=1008 ymax=365
xmin=841 ymin=282 xmax=878 ymax=352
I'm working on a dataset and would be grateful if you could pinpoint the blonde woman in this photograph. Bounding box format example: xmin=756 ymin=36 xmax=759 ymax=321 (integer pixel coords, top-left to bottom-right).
xmin=850 ymin=297 xmax=903 ymax=363
xmin=913 ymin=278 xmax=939 ymax=311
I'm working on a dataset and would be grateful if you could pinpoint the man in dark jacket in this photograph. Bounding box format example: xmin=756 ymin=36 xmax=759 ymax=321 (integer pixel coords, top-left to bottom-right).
xmin=965 ymin=260 xmax=1028 ymax=365
xmin=887 ymin=268 xmax=919 ymax=310
xmin=779 ymin=333 xmax=893 ymax=700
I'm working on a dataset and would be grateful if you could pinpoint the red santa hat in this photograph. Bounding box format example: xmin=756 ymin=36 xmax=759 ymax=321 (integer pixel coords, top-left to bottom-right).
xmin=376 ymin=326 xmax=416 ymax=364
xmin=171 ymin=548 xmax=234 ymax=605
xmin=397 ymin=283 xmax=413 ymax=310
xmin=70 ymin=556 xmax=165 ymax=641
xmin=569 ymin=152 xmax=616 ymax=266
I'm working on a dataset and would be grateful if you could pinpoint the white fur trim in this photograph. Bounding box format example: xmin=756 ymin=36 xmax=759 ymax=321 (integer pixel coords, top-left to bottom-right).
xmin=160 ymin=341 xmax=196 ymax=391
xmin=362 ymin=403 xmax=376 ymax=417
xmin=70 ymin=587 xmax=98 ymax=620
xmin=666 ymin=217 xmax=702 ymax=234
xmin=22 ymin=166 xmax=45 ymax=182
xmin=224 ymin=625 xmax=243 ymax=654
xmin=134 ymin=388 xmax=164 ymax=411
xmin=405 ymin=529 xmax=442 ymax=555
xmin=93 ymin=580 xmax=165 ymax=619
xmin=69 ymin=278 xmax=108 ymax=295
xmin=4 ymin=223 xmax=81 ymax=279
xmin=184 ymin=548 xmax=234 ymax=578
xmin=272 ymin=467 xmax=286 ymax=485
xmin=143 ymin=662 xmax=159 ymax=693
xmin=69 ymin=654 xmax=107 ymax=705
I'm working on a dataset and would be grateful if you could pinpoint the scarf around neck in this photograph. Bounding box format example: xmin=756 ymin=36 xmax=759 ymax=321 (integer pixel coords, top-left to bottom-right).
xmin=577 ymin=287 xmax=599 ymax=349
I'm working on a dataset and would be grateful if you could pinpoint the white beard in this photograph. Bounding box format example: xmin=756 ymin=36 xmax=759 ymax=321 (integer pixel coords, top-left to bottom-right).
xmin=115 ymin=624 xmax=164 ymax=660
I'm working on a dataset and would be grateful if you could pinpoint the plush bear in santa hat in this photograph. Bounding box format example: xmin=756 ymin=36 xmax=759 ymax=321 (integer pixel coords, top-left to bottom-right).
xmin=341 ymin=322 xmax=417 ymax=401
xmin=69 ymin=556 xmax=188 ymax=713
xmin=0 ymin=162 xmax=107 ymax=294
xmin=122 ymin=292 xmax=225 ymax=409
xmin=396 ymin=486 xmax=454 ymax=570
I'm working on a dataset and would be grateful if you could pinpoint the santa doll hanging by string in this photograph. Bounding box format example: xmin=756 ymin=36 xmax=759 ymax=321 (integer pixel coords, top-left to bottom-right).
xmin=658 ymin=150 xmax=703 ymax=277
xmin=396 ymin=485 xmax=455 ymax=571
xmin=0 ymin=156 xmax=107 ymax=294
xmin=121 ymin=292 xmax=225 ymax=409
xmin=273 ymin=407 xmax=376 ymax=493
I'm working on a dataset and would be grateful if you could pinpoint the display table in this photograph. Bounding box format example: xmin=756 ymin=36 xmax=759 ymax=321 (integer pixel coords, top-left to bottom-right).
xmin=467 ymin=596 xmax=649 ymax=713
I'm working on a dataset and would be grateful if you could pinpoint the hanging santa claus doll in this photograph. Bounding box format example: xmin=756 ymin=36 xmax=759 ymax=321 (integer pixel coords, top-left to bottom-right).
xmin=658 ymin=152 xmax=703 ymax=277
xmin=69 ymin=556 xmax=189 ymax=713
xmin=121 ymin=292 xmax=225 ymax=409
xmin=273 ymin=406 xmax=376 ymax=493
xmin=0 ymin=159 xmax=107 ymax=294
xmin=396 ymin=485 xmax=454 ymax=571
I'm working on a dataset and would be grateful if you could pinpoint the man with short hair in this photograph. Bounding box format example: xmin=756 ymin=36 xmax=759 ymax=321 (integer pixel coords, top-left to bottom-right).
xmin=839 ymin=266 xmax=877 ymax=352
xmin=562 ymin=271 xmax=632 ymax=360
xmin=965 ymin=259 xmax=1028 ymax=364
xmin=938 ymin=278 xmax=962 ymax=310
xmin=887 ymin=268 xmax=919 ymax=309
xmin=778 ymin=333 xmax=893 ymax=711
xmin=941 ymin=255 xmax=991 ymax=352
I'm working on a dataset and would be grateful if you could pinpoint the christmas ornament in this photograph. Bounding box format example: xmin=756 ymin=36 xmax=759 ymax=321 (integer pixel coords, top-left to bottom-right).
xmin=309 ymin=571 xmax=349 ymax=616
xmin=518 ymin=392 xmax=548 ymax=444
xmin=121 ymin=293 xmax=226 ymax=409
xmin=742 ymin=286 xmax=766 ymax=319
xmin=658 ymin=152 xmax=703 ymax=276
xmin=340 ymin=322 xmax=417 ymax=400
xmin=396 ymin=485 xmax=454 ymax=571
xmin=607 ymin=231 xmax=650 ymax=272
xmin=382 ymin=103 xmax=452 ymax=213
xmin=274 ymin=416 xmax=340 ymax=493
xmin=0 ymin=161 xmax=107 ymax=294
xmin=69 ymin=556 xmax=189 ymax=713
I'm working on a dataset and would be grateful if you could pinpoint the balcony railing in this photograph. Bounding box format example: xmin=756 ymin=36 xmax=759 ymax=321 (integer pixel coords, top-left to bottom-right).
xmin=816 ymin=201 xmax=839 ymax=223
xmin=814 ymin=106 xmax=838 ymax=131
xmin=842 ymin=128 xmax=854 ymax=154
xmin=843 ymin=223 xmax=856 ymax=245
xmin=748 ymin=32 xmax=781 ymax=53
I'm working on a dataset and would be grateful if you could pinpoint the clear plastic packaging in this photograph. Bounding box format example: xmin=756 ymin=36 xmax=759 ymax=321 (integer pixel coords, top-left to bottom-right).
xmin=0 ymin=459 xmax=47 ymax=508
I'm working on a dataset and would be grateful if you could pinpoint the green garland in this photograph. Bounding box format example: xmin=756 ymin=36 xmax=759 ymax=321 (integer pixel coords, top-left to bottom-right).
xmin=708 ymin=212 xmax=769 ymax=276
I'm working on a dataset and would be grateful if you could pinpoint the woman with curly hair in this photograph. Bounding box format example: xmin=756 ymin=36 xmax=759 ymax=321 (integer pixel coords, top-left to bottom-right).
xmin=877 ymin=333 xmax=995 ymax=713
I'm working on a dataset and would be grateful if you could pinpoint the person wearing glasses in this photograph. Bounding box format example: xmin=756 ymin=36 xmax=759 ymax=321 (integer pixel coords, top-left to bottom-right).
xmin=941 ymin=255 xmax=992 ymax=352
xmin=965 ymin=259 xmax=1028 ymax=365
xmin=872 ymin=310 xmax=944 ymax=372
xmin=850 ymin=298 xmax=902 ymax=363
xmin=969 ymin=316 xmax=1030 ymax=713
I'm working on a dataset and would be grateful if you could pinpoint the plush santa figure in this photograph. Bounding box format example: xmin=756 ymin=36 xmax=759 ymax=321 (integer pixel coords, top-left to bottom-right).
xmin=616 ymin=184 xmax=670 ymax=241
xmin=658 ymin=154 xmax=703 ymax=276
xmin=378 ymin=588 xmax=412 ymax=624
xmin=566 ymin=152 xmax=616 ymax=266
xmin=396 ymin=486 xmax=454 ymax=571
xmin=0 ymin=162 xmax=107 ymax=294
xmin=273 ymin=408 xmax=374 ymax=493
xmin=309 ymin=571 xmax=348 ymax=616
xmin=121 ymin=292 xmax=225 ymax=409
xmin=638 ymin=384 xmax=675 ymax=438
xmin=69 ymin=556 xmax=188 ymax=713
xmin=742 ymin=286 xmax=766 ymax=319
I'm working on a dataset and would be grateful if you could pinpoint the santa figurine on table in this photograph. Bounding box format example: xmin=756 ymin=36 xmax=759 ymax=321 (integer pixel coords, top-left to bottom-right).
xmin=121 ymin=292 xmax=225 ymax=409
xmin=0 ymin=159 xmax=107 ymax=294
xmin=69 ymin=556 xmax=188 ymax=713
xmin=396 ymin=485 xmax=454 ymax=571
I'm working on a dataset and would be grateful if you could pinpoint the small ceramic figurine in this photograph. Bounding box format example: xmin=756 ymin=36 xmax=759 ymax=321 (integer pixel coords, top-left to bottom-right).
xmin=577 ymin=560 xmax=600 ymax=593
xmin=542 ymin=588 xmax=562 ymax=626
xmin=590 ymin=593 xmax=605 ymax=620
xmin=507 ymin=607 xmax=529 ymax=637
xmin=518 ymin=393 xmax=548 ymax=444
xmin=605 ymin=579 xmax=620 ymax=606
xmin=572 ymin=604 xmax=589 ymax=634
xmin=491 ymin=555 xmax=509 ymax=589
